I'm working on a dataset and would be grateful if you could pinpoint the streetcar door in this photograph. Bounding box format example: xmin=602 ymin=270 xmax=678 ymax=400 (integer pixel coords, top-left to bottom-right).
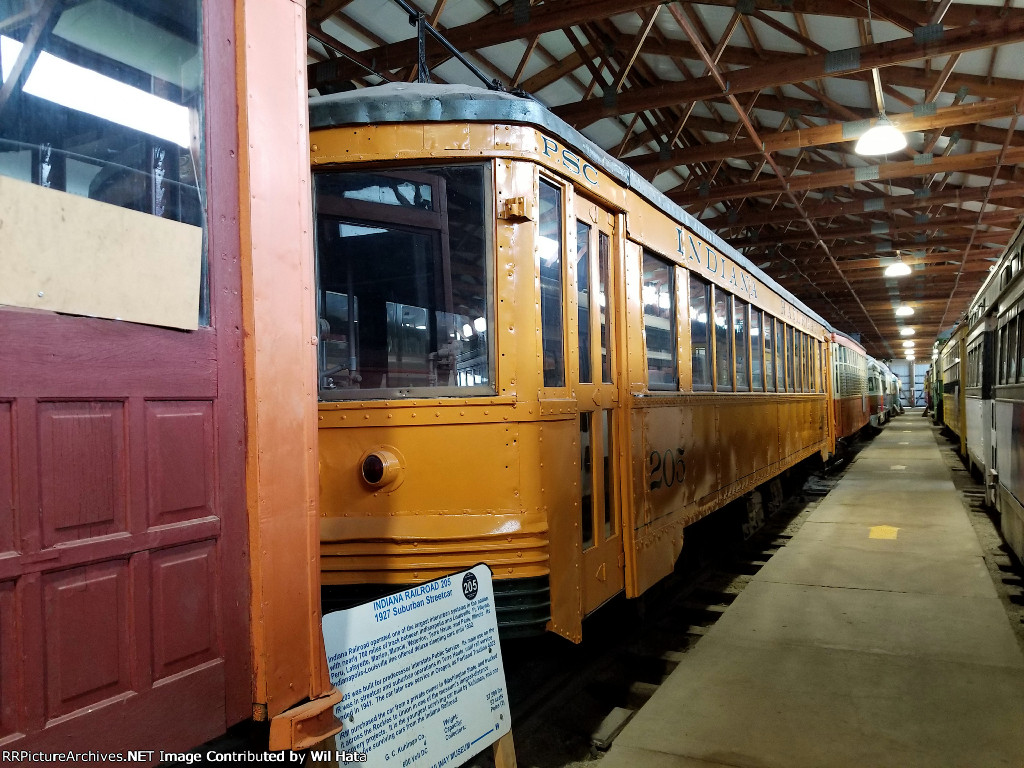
xmin=572 ymin=197 xmax=625 ymax=614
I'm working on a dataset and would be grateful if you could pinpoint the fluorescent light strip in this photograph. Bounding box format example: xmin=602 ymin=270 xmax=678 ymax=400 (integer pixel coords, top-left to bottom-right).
xmin=1 ymin=35 xmax=190 ymax=147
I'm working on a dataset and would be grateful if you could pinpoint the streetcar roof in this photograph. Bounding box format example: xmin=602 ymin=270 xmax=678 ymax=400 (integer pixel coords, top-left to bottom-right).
xmin=310 ymin=83 xmax=835 ymax=335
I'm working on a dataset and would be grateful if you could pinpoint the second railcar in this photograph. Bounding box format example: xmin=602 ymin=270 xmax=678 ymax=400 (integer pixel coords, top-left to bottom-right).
xmin=831 ymin=331 xmax=871 ymax=439
xmin=309 ymin=83 xmax=834 ymax=642
xmin=941 ymin=324 xmax=969 ymax=456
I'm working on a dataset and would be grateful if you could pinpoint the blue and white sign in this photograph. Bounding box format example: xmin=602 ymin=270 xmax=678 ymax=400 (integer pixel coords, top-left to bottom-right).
xmin=321 ymin=564 xmax=511 ymax=768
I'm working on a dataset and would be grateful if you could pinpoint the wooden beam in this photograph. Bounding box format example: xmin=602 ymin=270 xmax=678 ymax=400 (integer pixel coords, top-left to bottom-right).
xmin=553 ymin=16 xmax=1024 ymax=127
xmin=714 ymin=182 xmax=1024 ymax=230
xmin=672 ymin=146 xmax=1024 ymax=206
xmin=735 ymin=209 xmax=1020 ymax=248
xmin=627 ymin=97 xmax=1019 ymax=171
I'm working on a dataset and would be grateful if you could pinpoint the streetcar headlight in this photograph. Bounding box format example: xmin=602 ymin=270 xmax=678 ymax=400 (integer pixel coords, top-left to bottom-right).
xmin=359 ymin=446 xmax=405 ymax=490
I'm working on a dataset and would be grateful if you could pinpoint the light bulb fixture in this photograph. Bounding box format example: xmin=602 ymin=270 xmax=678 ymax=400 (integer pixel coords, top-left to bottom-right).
xmin=905 ymin=353 xmax=915 ymax=360
xmin=855 ymin=113 xmax=908 ymax=155
xmin=884 ymin=253 xmax=912 ymax=277
xmin=895 ymin=305 xmax=914 ymax=317
xmin=899 ymin=327 xmax=915 ymax=337
xmin=902 ymin=340 xmax=915 ymax=348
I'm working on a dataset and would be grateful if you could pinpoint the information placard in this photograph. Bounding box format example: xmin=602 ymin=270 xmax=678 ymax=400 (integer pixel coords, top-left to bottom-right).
xmin=321 ymin=564 xmax=511 ymax=768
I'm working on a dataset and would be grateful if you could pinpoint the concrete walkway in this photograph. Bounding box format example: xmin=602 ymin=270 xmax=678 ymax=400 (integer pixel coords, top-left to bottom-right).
xmin=598 ymin=412 xmax=1024 ymax=768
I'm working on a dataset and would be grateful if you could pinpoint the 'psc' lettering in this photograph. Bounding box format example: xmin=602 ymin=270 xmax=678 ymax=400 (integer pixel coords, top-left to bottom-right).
xmin=541 ymin=137 xmax=599 ymax=185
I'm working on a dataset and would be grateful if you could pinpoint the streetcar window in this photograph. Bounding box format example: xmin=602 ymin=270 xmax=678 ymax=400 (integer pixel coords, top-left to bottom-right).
xmin=602 ymin=409 xmax=615 ymax=539
xmin=794 ymin=332 xmax=804 ymax=392
xmin=750 ymin=310 xmax=763 ymax=392
xmin=734 ymin=298 xmax=749 ymax=391
xmin=599 ymin=232 xmax=612 ymax=384
xmin=999 ymin=325 xmax=1008 ymax=385
xmin=314 ymin=164 xmax=493 ymax=398
xmin=1010 ymin=316 xmax=1019 ymax=384
xmin=576 ymin=220 xmax=592 ymax=384
xmin=539 ymin=179 xmax=566 ymax=387
xmin=802 ymin=334 xmax=810 ymax=392
xmin=714 ymin=288 xmax=733 ymax=391
xmin=642 ymin=251 xmax=677 ymax=390
xmin=1018 ymin=315 xmax=1024 ymax=383
xmin=689 ymin=274 xmax=712 ymax=391
xmin=786 ymin=326 xmax=795 ymax=392
xmin=580 ymin=412 xmax=594 ymax=550
xmin=774 ymin=320 xmax=784 ymax=393
xmin=763 ymin=316 xmax=775 ymax=392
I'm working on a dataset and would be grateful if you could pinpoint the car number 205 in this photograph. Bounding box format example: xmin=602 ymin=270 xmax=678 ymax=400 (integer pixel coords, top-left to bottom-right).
xmin=648 ymin=447 xmax=686 ymax=491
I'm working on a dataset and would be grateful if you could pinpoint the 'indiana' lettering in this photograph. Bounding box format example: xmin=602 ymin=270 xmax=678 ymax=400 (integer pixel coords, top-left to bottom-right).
xmin=677 ymin=227 xmax=757 ymax=299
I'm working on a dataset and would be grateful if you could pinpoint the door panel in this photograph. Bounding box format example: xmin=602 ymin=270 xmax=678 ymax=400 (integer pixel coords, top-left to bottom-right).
xmin=573 ymin=197 xmax=624 ymax=615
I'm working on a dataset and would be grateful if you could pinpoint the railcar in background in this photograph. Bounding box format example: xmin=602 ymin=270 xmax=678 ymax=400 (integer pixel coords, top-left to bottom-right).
xmin=867 ymin=357 xmax=887 ymax=428
xmin=884 ymin=365 xmax=903 ymax=419
xmin=929 ymin=339 xmax=948 ymax=426
xmin=309 ymin=83 xmax=835 ymax=642
xmin=963 ymin=260 xmax=1002 ymax=502
xmin=988 ymin=224 xmax=1024 ymax=560
xmin=940 ymin=324 xmax=969 ymax=456
xmin=831 ymin=331 xmax=871 ymax=439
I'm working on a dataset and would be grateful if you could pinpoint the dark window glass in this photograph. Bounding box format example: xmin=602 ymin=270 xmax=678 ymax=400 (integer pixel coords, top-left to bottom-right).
xmin=602 ymin=409 xmax=614 ymax=538
xmin=580 ymin=412 xmax=593 ymax=550
xmin=1018 ymin=315 xmax=1024 ymax=383
xmin=576 ymin=220 xmax=592 ymax=384
xmin=751 ymin=311 xmax=763 ymax=391
xmin=1010 ymin=316 xmax=1019 ymax=384
xmin=775 ymin=320 xmax=785 ymax=392
xmin=786 ymin=326 xmax=795 ymax=392
xmin=795 ymin=333 xmax=804 ymax=392
xmin=734 ymin=298 xmax=749 ymax=391
xmin=599 ymin=232 xmax=612 ymax=383
xmin=714 ymin=288 xmax=733 ymax=390
xmin=314 ymin=165 xmax=491 ymax=398
xmin=539 ymin=180 xmax=565 ymax=387
xmin=643 ymin=252 xmax=677 ymax=389
xmin=689 ymin=273 xmax=711 ymax=390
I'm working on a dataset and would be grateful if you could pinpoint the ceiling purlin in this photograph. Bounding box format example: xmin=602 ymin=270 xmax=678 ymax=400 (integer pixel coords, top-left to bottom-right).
xmin=691 ymin=0 xmax=1024 ymax=26
xmin=719 ymin=182 xmax=1024 ymax=232
xmin=592 ymin=27 xmax=1024 ymax=102
xmin=627 ymin=97 xmax=1018 ymax=171
xmin=554 ymin=16 xmax=1024 ymax=127
xmin=735 ymin=209 xmax=1020 ymax=249
xmin=670 ymin=146 xmax=1024 ymax=207
xmin=308 ymin=0 xmax=358 ymax=25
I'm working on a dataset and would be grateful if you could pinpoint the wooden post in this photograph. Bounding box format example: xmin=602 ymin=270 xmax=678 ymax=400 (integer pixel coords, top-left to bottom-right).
xmin=492 ymin=732 xmax=517 ymax=768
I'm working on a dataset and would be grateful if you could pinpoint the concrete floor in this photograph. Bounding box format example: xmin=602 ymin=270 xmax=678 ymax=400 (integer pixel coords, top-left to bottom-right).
xmin=597 ymin=414 xmax=1024 ymax=768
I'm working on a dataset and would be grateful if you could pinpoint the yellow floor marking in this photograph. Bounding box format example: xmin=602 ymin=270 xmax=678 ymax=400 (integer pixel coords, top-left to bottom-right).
xmin=869 ymin=525 xmax=899 ymax=540
xmin=890 ymin=465 xmax=907 ymax=470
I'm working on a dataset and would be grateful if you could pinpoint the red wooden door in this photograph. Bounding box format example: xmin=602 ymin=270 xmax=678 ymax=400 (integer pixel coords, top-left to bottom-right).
xmin=0 ymin=1 xmax=249 ymax=755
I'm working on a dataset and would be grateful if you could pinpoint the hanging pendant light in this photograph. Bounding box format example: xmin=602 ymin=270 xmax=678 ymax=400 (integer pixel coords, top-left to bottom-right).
xmin=855 ymin=0 xmax=907 ymax=157
xmin=884 ymin=252 xmax=912 ymax=277
xmin=856 ymin=113 xmax=908 ymax=155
